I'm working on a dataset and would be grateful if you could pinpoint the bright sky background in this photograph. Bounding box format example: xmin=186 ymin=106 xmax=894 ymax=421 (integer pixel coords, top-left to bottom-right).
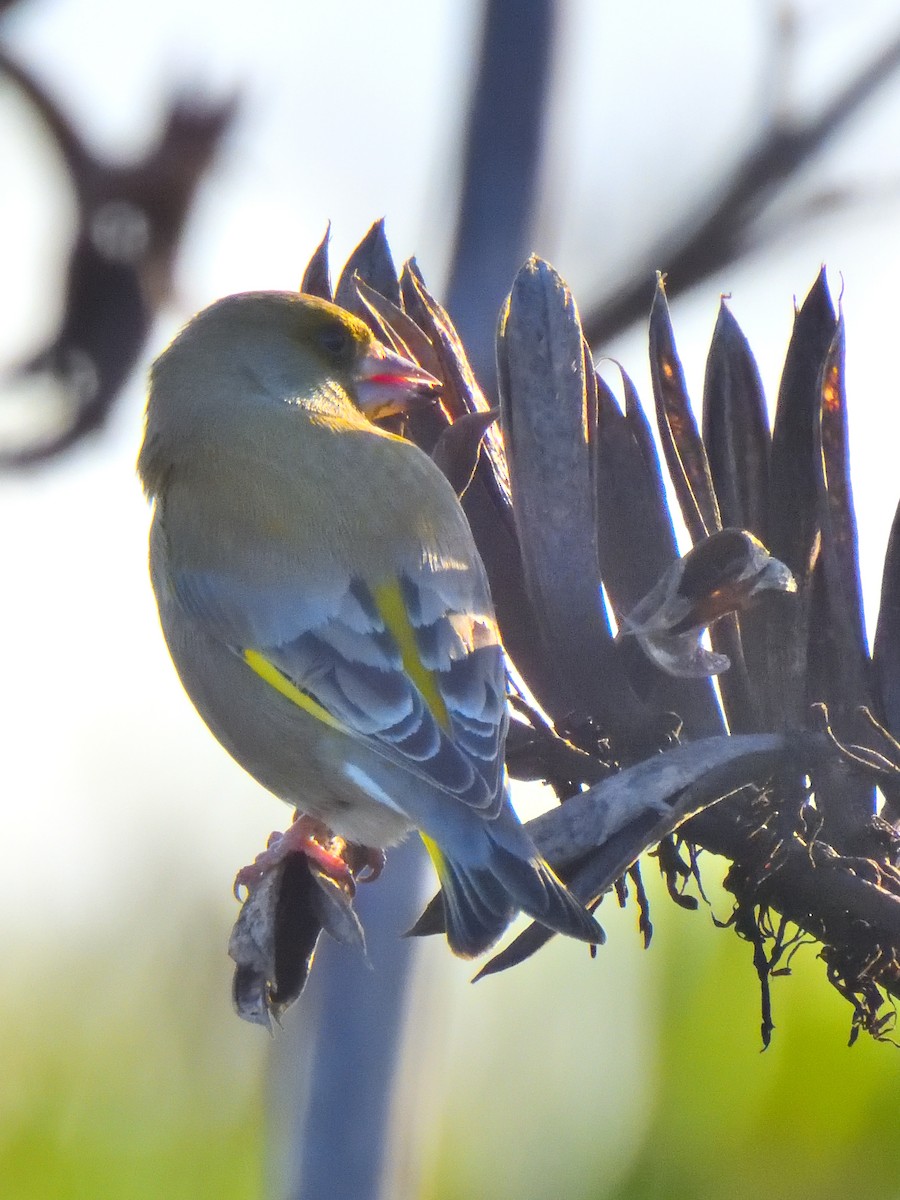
xmin=2 ymin=0 xmax=900 ymax=954
xmin=5 ymin=6 xmax=900 ymax=1195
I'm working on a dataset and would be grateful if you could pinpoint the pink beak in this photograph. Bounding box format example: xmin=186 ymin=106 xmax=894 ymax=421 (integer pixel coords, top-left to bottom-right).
xmin=354 ymin=342 xmax=441 ymax=418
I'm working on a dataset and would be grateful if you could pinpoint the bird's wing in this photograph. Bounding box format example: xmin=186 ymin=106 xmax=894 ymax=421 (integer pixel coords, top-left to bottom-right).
xmin=172 ymin=563 xmax=509 ymax=817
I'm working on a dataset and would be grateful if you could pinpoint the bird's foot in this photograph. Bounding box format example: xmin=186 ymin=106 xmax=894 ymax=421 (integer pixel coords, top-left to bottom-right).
xmin=233 ymin=813 xmax=385 ymax=897
xmin=234 ymin=813 xmax=353 ymax=897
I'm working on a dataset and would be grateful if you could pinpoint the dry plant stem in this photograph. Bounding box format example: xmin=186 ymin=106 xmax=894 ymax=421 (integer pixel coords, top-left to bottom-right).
xmin=688 ymin=798 xmax=900 ymax=1002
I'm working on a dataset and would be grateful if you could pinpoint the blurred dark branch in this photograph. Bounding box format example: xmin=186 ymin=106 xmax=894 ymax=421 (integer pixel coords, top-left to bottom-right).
xmin=582 ymin=24 xmax=900 ymax=345
xmin=0 ymin=48 xmax=236 ymax=466
xmin=444 ymin=0 xmax=559 ymax=392
xmin=0 ymin=45 xmax=89 ymax=178
xmin=272 ymin=841 xmax=427 ymax=1200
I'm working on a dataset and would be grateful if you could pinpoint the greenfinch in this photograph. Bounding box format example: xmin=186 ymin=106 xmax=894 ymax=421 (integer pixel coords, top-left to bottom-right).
xmin=139 ymin=291 xmax=600 ymax=958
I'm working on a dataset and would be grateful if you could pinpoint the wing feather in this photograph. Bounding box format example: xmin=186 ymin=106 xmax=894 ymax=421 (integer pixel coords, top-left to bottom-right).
xmin=173 ymin=563 xmax=508 ymax=817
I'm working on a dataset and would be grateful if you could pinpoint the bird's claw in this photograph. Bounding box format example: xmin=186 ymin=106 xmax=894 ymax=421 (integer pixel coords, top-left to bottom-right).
xmin=233 ymin=814 xmax=385 ymax=898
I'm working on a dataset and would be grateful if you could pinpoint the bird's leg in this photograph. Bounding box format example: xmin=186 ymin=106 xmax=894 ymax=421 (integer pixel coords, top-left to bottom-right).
xmin=234 ymin=812 xmax=354 ymax=896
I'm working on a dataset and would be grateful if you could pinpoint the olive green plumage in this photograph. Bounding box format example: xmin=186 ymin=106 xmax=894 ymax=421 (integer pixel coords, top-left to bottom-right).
xmin=140 ymin=291 xmax=600 ymax=957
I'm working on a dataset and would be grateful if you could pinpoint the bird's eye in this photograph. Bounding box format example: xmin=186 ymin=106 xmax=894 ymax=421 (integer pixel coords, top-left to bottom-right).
xmin=318 ymin=326 xmax=350 ymax=358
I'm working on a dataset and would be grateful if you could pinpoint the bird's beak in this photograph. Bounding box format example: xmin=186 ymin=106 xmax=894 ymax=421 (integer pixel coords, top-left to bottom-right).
xmin=354 ymin=342 xmax=441 ymax=418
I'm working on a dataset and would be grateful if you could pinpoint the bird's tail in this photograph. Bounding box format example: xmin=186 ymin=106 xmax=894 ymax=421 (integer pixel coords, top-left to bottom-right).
xmin=416 ymin=828 xmax=603 ymax=960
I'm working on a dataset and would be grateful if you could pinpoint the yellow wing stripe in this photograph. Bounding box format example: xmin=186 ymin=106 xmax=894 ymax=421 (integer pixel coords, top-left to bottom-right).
xmin=372 ymin=579 xmax=451 ymax=730
xmin=420 ymin=832 xmax=450 ymax=885
xmin=242 ymin=648 xmax=349 ymax=734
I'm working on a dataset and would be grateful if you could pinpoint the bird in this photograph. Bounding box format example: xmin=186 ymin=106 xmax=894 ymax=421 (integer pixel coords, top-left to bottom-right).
xmin=138 ymin=290 xmax=602 ymax=959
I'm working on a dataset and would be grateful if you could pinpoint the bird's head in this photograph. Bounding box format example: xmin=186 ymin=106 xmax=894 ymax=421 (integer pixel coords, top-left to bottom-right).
xmin=139 ymin=291 xmax=440 ymax=494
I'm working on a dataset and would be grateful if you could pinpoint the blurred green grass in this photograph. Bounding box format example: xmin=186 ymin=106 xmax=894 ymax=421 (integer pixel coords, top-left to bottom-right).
xmin=0 ymin=893 xmax=265 ymax=1200
xmin=4 ymin=855 xmax=900 ymax=1200
xmin=424 ymin=856 xmax=900 ymax=1200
